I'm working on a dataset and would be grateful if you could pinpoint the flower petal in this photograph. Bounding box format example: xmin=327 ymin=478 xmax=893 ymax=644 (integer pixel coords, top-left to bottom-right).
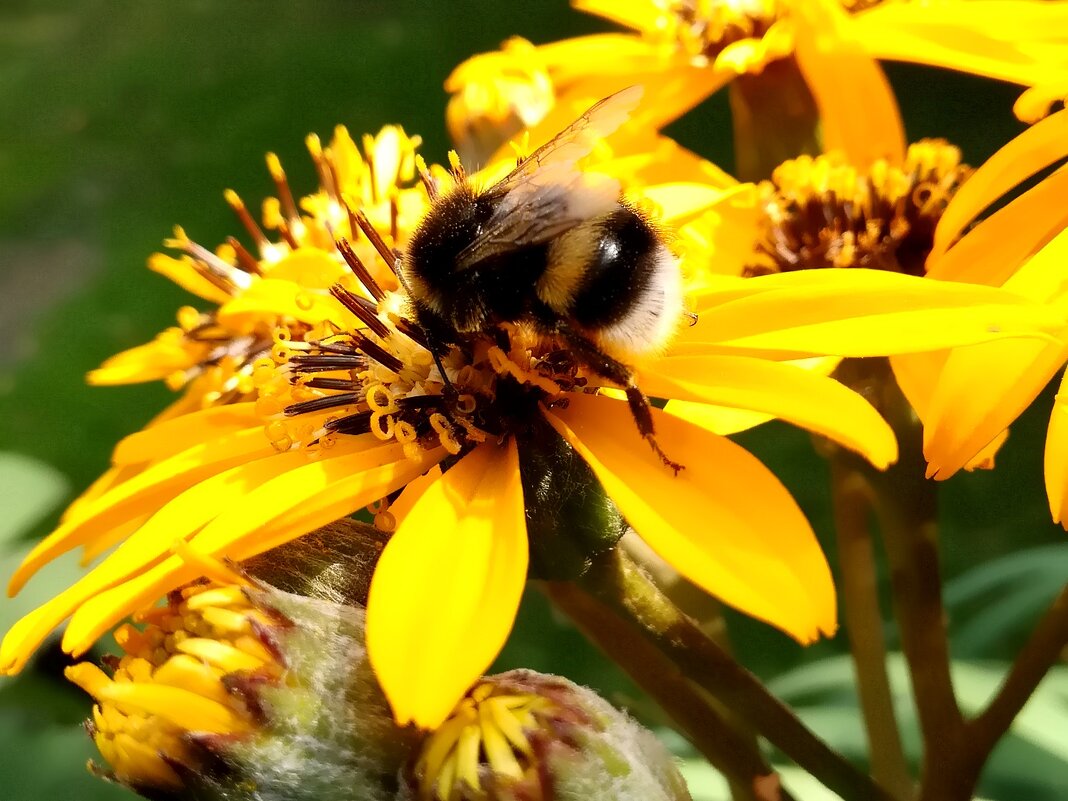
xmin=8 ymin=426 xmax=274 ymax=596
xmin=87 ymin=334 xmax=201 ymax=386
xmin=216 ymin=278 xmax=346 ymax=329
xmin=542 ymin=395 xmax=836 ymax=643
xmin=927 ymin=165 xmax=1068 ymax=286
xmin=641 ymin=354 xmax=896 ymax=468
xmin=793 ymin=0 xmax=906 ymax=168
xmin=931 ymin=108 xmax=1068 ymax=261
xmin=1045 ymin=371 xmax=1068 ymax=526
xmin=675 ymin=268 xmax=1064 ymax=359
xmin=853 ymin=1 xmax=1068 ymax=88
xmin=368 ymin=440 xmax=528 ymax=729
xmin=925 ymin=337 xmax=1068 ymax=479
xmin=111 ymin=403 xmax=260 ymax=466
xmin=148 ymin=254 xmax=233 ymax=305
xmin=55 ymin=445 xmax=439 ymax=662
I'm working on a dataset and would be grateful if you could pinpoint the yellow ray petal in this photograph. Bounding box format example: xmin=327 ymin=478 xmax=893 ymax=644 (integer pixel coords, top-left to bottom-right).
xmin=1015 ymin=80 xmax=1068 ymax=123
xmin=931 ymin=108 xmax=1068 ymax=261
xmin=792 ymin=0 xmax=906 ymax=168
xmin=0 ymin=449 xmax=316 ymax=675
xmin=57 ymin=448 xmax=442 ymax=661
xmin=925 ymin=337 xmax=1068 ymax=480
xmin=1045 ymin=371 xmax=1068 ymax=526
xmin=148 ymin=253 xmax=233 ymax=305
xmin=889 ymin=351 xmax=949 ymax=426
xmin=853 ymin=1 xmax=1068 ymax=87
xmin=216 ymin=278 xmax=346 ymax=330
xmin=927 ymin=166 xmax=1068 ymax=286
xmin=543 ymin=395 xmax=836 ymax=643
xmin=675 ymin=268 xmax=1064 ymax=359
xmin=264 ymin=247 xmax=348 ymax=288
xmin=640 ymin=354 xmax=896 ymax=468
xmin=87 ymin=336 xmax=200 ymax=385
xmin=570 ymin=0 xmax=662 ymax=32
xmin=367 ymin=441 xmax=528 ymax=729
xmin=8 ymin=426 xmax=273 ymax=596
xmin=111 ymin=403 xmax=260 ymax=466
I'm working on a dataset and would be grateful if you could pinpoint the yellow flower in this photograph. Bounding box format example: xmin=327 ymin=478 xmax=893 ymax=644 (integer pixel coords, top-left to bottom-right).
xmin=450 ymin=0 xmax=1068 ymax=171
xmin=895 ymin=110 xmax=1068 ymax=522
xmin=3 ymin=115 xmax=1059 ymax=733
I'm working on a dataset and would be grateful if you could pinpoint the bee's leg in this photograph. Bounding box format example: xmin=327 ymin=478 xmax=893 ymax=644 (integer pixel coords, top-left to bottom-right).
xmin=548 ymin=320 xmax=684 ymax=475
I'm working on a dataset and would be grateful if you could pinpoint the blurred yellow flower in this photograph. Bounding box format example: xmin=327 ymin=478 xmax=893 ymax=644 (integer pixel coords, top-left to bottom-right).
xmin=450 ymin=0 xmax=1068 ymax=172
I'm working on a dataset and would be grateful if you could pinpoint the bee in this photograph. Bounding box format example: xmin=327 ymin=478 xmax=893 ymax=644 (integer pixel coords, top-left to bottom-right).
xmin=399 ymin=87 xmax=685 ymax=470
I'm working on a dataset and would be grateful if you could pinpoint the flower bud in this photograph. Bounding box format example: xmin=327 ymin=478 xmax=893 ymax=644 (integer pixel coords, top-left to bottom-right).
xmin=67 ymin=567 xmax=416 ymax=801
xmin=404 ymin=670 xmax=692 ymax=801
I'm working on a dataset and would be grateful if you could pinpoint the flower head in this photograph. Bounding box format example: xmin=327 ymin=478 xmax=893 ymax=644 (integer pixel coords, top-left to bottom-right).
xmin=4 ymin=101 xmax=1058 ymax=734
xmin=407 ymin=671 xmax=691 ymax=801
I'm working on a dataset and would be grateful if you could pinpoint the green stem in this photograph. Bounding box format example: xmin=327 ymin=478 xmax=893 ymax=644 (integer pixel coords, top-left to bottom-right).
xmin=544 ymin=581 xmax=793 ymax=801
xmin=966 ymin=583 xmax=1068 ymax=766
xmin=833 ymin=359 xmax=964 ymax=800
xmin=829 ymin=460 xmax=914 ymax=801
xmin=577 ymin=548 xmax=895 ymax=801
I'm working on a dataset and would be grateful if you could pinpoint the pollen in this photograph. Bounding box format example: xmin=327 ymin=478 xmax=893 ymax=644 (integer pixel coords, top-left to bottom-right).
xmin=65 ymin=580 xmax=284 ymax=790
xmin=749 ymin=140 xmax=973 ymax=276
xmin=655 ymin=0 xmax=792 ymax=70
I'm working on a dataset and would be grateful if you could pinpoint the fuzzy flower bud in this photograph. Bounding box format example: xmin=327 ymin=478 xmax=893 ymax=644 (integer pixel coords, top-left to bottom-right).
xmin=66 ymin=558 xmax=416 ymax=801
xmin=404 ymin=670 xmax=692 ymax=801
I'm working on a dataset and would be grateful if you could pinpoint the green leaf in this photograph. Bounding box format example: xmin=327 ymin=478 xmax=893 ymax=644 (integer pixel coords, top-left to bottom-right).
xmin=0 ymin=452 xmax=69 ymax=545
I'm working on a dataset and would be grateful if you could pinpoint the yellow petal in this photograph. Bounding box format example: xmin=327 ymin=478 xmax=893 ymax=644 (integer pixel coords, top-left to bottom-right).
xmin=56 ymin=447 xmax=440 ymax=661
xmin=571 ymin=0 xmax=663 ymax=33
xmin=542 ymin=395 xmax=836 ymax=643
xmin=8 ymin=426 xmax=273 ymax=596
xmin=111 ymin=403 xmax=260 ymax=466
xmin=1045 ymin=371 xmax=1068 ymax=526
xmin=0 ymin=450 xmax=312 ymax=675
xmin=931 ymin=108 xmax=1068 ymax=261
xmin=792 ymin=0 xmax=906 ymax=168
xmin=148 ymin=253 xmax=233 ymax=305
xmin=1015 ymin=80 xmax=1068 ymax=123
xmin=675 ymin=268 xmax=1064 ymax=359
xmin=853 ymin=1 xmax=1068 ymax=87
xmin=367 ymin=440 xmax=528 ymax=729
xmin=87 ymin=334 xmax=200 ymax=386
xmin=216 ymin=278 xmax=346 ymax=330
xmin=265 ymin=247 xmax=348 ymax=288
xmin=927 ymin=166 xmax=1068 ymax=286
xmin=640 ymin=354 xmax=896 ymax=468
xmin=925 ymin=337 xmax=1068 ymax=479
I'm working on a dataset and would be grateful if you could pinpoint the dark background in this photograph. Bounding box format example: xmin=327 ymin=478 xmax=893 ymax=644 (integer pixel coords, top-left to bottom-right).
xmin=1 ymin=2 xmax=1065 ymax=799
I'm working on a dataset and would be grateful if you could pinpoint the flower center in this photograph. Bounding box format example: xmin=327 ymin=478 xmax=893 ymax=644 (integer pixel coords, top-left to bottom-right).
xmin=748 ymin=140 xmax=972 ymax=276
xmin=662 ymin=0 xmax=784 ymax=63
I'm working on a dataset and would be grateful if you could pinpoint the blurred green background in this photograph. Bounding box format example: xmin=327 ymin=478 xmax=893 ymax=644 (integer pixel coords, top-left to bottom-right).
xmin=1 ymin=1 xmax=1065 ymax=799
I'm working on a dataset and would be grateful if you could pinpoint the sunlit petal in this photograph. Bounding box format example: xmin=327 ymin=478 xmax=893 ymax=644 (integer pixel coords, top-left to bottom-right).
xmin=1045 ymin=371 xmax=1068 ymax=526
xmin=368 ymin=441 xmax=528 ymax=729
xmin=931 ymin=108 xmax=1068 ymax=260
xmin=640 ymin=354 xmax=896 ymax=468
xmin=925 ymin=338 xmax=1068 ymax=479
xmin=543 ymin=395 xmax=836 ymax=643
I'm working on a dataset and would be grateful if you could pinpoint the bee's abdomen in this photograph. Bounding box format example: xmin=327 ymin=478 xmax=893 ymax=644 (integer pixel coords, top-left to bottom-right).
xmin=568 ymin=207 xmax=658 ymax=327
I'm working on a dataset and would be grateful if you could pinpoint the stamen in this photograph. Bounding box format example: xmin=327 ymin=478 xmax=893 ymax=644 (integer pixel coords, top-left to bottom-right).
xmin=305 ymin=133 xmax=337 ymax=201
xmin=335 ymin=238 xmax=387 ymax=302
xmin=415 ymin=154 xmax=439 ymax=201
xmin=265 ymin=152 xmax=301 ymax=224
xmin=351 ymin=206 xmax=398 ymax=272
xmin=288 ymin=354 xmax=367 ymax=373
xmin=284 ymin=391 xmax=363 ymax=417
xmin=351 ymin=331 xmax=405 ymax=373
xmin=223 ymin=189 xmax=271 ymax=252
xmin=227 ymin=236 xmax=264 ymax=275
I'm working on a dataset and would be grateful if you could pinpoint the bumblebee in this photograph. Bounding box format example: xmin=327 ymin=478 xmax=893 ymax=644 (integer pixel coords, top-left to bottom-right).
xmin=399 ymin=87 xmax=685 ymax=468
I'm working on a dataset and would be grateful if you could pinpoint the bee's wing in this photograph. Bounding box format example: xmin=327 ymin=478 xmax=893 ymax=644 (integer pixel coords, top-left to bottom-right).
xmin=492 ymin=85 xmax=643 ymax=191
xmin=454 ymin=87 xmax=642 ymax=270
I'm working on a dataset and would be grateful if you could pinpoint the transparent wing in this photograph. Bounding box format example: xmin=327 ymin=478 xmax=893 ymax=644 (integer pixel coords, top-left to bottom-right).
xmin=455 ymin=86 xmax=643 ymax=270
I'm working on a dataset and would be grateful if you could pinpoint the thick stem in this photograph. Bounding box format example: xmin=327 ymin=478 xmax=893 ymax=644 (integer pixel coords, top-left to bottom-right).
xmin=544 ymin=581 xmax=793 ymax=801
xmin=967 ymin=583 xmax=1068 ymax=763
xmin=577 ymin=548 xmax=895 ymax=801
xmin=729 ymin=57 xmax=821 ymax=181
xmin=829 ymin=461 xmax=914 ymax=801
xmin=832 ymin=359 xmax=964 ymax=800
